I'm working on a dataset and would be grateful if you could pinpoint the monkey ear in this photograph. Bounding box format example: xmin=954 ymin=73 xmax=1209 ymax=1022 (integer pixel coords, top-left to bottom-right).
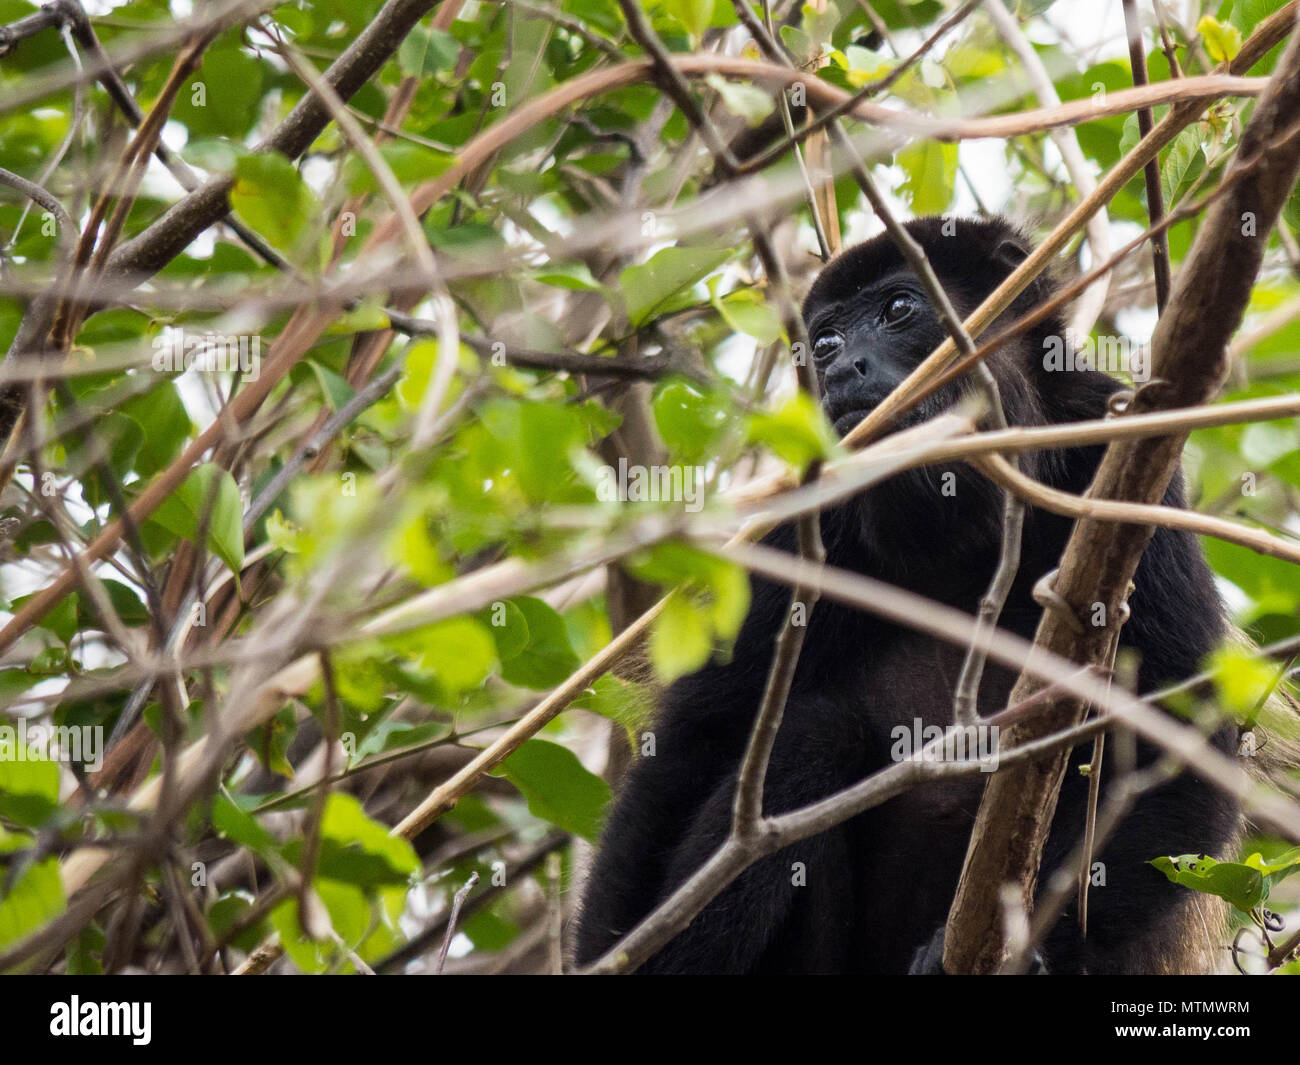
xmin=991 ymin=237 xmax=1043 ymax=300
xmin=992 ymin=238 xmax=1030 ymax=272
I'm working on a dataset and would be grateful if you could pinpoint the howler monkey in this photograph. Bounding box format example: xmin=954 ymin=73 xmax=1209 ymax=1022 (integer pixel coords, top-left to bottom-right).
xmin=574 ymin=216 xmax=1241 ymax=974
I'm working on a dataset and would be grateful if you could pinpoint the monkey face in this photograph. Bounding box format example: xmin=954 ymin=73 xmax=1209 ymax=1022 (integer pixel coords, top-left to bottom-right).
xmin=801 ymin=216 xmax=1048 ymax=438
xmin=805 ymin=266 xmax=953 ymax=437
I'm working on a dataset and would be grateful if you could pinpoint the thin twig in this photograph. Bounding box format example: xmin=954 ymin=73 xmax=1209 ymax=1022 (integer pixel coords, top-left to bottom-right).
xmin=0 ymin=167 xmax=76 ymax=259
xmin=435 ymin=872 xmax=479 ymax=973
xmin=986 ymin=0 xmax=1112 ymax=337
xmin=1122 ymin=0 xmax=1172 ymax=312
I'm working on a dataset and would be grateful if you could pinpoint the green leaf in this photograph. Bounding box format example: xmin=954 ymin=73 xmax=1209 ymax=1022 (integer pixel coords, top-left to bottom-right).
xmin=207 ymin=892 xmax=268 ymax=953
xmin=780 ymin=23 xmax=813 ymax=64
xmin=798 ymin=0 xmax=840 ymax=49
xmin=0 ymin=753 xmax=60 ymax=827
xmin=247 ymin=707 xmax=296 ymax=779
xmin=1197 ymin=14 xmax=1242 ymax=63
xmin=172 ymin=47 xmax=266 ymax=138
xmin=661 ymin=0 xmax=713 ymax=40
xmin=77 ymin=579 xmax=149 ymax=631
xmin=0 ymin=670 xmax=42 ymax=702
xmin=1244 ymin=846 xmax=1300 ymax=888
xmin=327 ymin=302 xmax=392 ymax=334
xmin=0 ymin=838 xmax=64 ymax=950
xmin=841 ymin=45 xmax=893 ymax=88
xmin=396 ymin=339 xmax=448 ymax=413
xmin=533 ymin=263 xmax=601 ymax=291
xmin=746 ymin=391 xmax=838 ymax=471
xmin=398 ymin=23 xmax=460 ymax=77
xmin=349 ymin=143 xmax=454 ymax=195
xmin=28 ymin=646 xmax=70 ymax=676
xmin=1148 ymin=849 xmax=1300 ymax=912
xmin=266 ymin=509 xmax=302 ymax=555
xmin=425 ymin=221 xmax=508 ymax=257
xmin=498 ymin=739 xmax=611 ymax=841
xmin=481 ymin=599 xmax=530 ymax=661
xmin=652 ymin=378 xmax=731 ymax=464
xmin=1208 ymin=646 xmax=1280 ymax=721
xmin=499 ymin=597 xmax=580 ymax=689
xmin=649 ymin=592 xmax=711 ymax=682
xmin=12 ymin=592 xmax=77 ymax=646
xmin=268 ymin=897 xmax=330 ymax=973
xmin=386 ymin=509 xmax=452 ymax=586
xmin=1150 ymin=853 xmax=1264 ymax=911
xmin=230 ymin=153 xmax=315 ymax=250
xmin=150 ymin=463 xmax=245 ymax=577
xmin=619 ymin=245 xmax=731 ymax=327
xmin=632 ymin=540 xmax=751 ymax=660
xmin=212 ymin=795 xmax=278 ymax=854
xmin=67 ymin=924 xmax=105 ymax=975
xmin=945 ymin=43 xmax=1005 ymax=80
xmin=77 ymin=414 xmax=142 ymax=504
xmin=895 ymin=140 xmax=957 ymax=215
xmin=1161 ymin=125 xmax=1205 ymax=208
xmin=416 ymin=615 xmax=498 ymax=693
xmin=306 ymin=359 xmax=355 ymax=412
xmin=461 ymin=907 xmax=518 ymax=951
xmin=479 ymin=398 xmax=601 ymax=504
xmin=119 ymin=381 xmax=193 ymax=477
xmin=328 ymin=645 xmax=390 ymax=715
xmin=300 ymin=793 xmax=420 ymax=888
xmin=1118 ymin=113 xmax=1141 ymax=159
xmin=182 ymin=138 xmax=243 ymax=174
xmin=317 ymin=879 xmax=371 ymax=945
xmin=713 ymin=288 xmax=782 ymax=345
xmin=1204 ymin=538 xmax=1300 ymax=616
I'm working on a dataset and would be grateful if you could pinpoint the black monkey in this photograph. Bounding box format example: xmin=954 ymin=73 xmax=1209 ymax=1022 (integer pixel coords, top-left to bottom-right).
xmin=574 ymin=216 xmax=1241 ymax=974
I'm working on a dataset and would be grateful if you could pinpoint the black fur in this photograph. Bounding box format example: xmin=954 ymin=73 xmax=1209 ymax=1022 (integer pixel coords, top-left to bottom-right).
xmin=574 ymin=217 xmax=1241 ymax=974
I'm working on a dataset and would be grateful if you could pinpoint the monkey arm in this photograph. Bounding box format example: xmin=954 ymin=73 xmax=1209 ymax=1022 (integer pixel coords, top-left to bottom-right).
xmin=582 ymin=691 xmax=872 ymax=974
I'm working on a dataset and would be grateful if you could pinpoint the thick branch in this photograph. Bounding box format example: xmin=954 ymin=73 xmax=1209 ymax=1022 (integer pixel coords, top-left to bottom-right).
xmin=943 ymin=13 xmax=1300 ymax=976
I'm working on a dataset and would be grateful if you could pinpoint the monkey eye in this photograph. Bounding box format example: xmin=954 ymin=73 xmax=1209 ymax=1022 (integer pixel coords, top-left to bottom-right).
xmin=881 ymin=293 xmax=917 ymax=325
xmin=811 ymin=330 xmax=844 ymax=361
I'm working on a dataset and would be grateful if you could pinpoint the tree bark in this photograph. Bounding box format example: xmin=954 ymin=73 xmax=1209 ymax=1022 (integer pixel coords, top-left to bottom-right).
xmin=944 ymin=12 xmax=1300 ymax=975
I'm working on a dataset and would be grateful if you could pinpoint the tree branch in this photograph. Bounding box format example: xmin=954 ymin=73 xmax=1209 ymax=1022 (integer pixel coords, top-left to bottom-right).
xmin=943 ymin=12 xmax=1300 ymax=976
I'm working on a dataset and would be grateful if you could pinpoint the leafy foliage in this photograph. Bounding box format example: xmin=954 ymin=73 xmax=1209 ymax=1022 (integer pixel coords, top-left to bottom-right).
xmin=0 ymin=0 xmax=1295 ymax=976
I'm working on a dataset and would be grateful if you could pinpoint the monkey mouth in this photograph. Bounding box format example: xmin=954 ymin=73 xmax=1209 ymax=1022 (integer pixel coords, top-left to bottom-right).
xmin=828 ymin=389 xmax=949 ymax=439
xmin=827 ymin=390 xmax=890 ymax=436
xmin=829 ymin=398 xmax=927 ymax=438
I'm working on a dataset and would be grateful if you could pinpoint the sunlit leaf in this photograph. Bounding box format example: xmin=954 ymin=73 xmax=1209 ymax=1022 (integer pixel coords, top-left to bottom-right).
xmin=498 ymin=739 xmax=611 ymax=841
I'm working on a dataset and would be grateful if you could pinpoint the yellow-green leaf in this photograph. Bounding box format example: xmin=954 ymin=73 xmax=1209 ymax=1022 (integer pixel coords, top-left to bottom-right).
xmin=1197 ymin=15 xmax=1241 ymax=63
